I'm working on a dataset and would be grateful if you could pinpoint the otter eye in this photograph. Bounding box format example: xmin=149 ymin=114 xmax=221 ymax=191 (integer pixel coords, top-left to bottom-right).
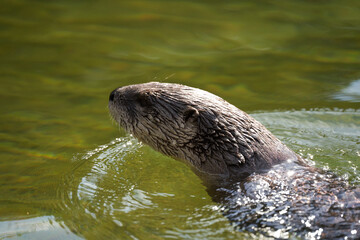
xmin=184 ymin=106 xmax=199 ymax=124
xmin=136 ymin=92 xmax=152 ymax=108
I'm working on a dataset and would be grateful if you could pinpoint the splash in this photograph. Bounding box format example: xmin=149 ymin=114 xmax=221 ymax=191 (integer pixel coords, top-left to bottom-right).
xmin=215 ymin=160 xmax=360 ymax=239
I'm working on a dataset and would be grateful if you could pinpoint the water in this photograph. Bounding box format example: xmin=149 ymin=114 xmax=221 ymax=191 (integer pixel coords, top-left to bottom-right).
xmin=0 ymin=0 xmax=360 ymax=239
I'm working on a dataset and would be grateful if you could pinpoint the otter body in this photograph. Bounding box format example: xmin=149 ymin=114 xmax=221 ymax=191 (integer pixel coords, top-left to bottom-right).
xmin=109 ymin=82 xmax=360 ymax=239
xmin=109 ymin=82 xmax=298 ymax=184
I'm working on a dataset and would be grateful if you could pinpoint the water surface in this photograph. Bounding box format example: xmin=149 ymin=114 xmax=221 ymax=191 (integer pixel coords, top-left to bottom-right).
xmin=0 ymin=0 xmax=359 ymax=239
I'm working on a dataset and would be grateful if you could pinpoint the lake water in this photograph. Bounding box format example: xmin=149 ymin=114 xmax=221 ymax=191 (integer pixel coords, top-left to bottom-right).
xmin=0 ymin=0 xmax=359 ymax=239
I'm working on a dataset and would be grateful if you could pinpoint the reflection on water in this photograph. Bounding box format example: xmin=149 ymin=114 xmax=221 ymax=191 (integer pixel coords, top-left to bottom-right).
xmin=0 ymin=216 xmax=80 ymax=240
xmin=254 ymin=109 xmax=360 ymax=185
xmin=333 ymin=79 xmax=360 ymax=102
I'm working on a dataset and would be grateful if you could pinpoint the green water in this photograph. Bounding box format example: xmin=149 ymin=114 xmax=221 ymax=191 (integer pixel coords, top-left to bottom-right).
xmin=0 ymin=0 xmax=359 ymax=239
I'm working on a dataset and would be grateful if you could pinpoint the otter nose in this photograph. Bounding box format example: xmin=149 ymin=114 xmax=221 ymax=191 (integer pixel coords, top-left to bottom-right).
xmin=109 ymin=89 xmax=118 ymax=101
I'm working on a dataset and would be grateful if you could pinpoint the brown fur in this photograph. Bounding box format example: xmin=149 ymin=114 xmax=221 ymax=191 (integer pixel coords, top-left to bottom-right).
xmin=109 ymin=82 xmax=299 ymax=184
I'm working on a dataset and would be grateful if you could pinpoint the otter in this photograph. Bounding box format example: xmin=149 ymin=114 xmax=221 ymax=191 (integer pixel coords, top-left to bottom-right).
xmin=109 ymin=82 xmax=360 ymax=239
xmin=108 ymin=82 xmax=300 ymax=184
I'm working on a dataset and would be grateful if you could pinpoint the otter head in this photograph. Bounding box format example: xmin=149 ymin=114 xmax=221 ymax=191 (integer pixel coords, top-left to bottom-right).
xmin=109 ymin=82 xmax=298 ymax=182
xmin=108 ymin=82 xmax=200 ymax=156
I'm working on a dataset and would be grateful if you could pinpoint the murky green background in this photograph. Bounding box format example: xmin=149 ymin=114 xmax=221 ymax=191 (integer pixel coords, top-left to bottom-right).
xmin=0 ymin=0 xmax=359 ymax=239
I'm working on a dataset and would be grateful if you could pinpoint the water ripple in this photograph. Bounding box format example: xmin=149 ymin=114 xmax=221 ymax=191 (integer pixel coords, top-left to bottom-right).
xmin=55 ymin=109 xmax=360 ymax=239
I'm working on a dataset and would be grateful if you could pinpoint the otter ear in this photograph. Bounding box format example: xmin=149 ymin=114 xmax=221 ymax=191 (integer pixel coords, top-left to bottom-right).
xmin=184 ymin=106 xmax=199 ymax=124
xmin=137 ymin=91 xmax=152 ymax=107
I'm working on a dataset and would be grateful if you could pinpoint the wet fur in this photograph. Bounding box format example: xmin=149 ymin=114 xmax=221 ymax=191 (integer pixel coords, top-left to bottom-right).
xmin=109 ymin=82 xmax=299 ymax=184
